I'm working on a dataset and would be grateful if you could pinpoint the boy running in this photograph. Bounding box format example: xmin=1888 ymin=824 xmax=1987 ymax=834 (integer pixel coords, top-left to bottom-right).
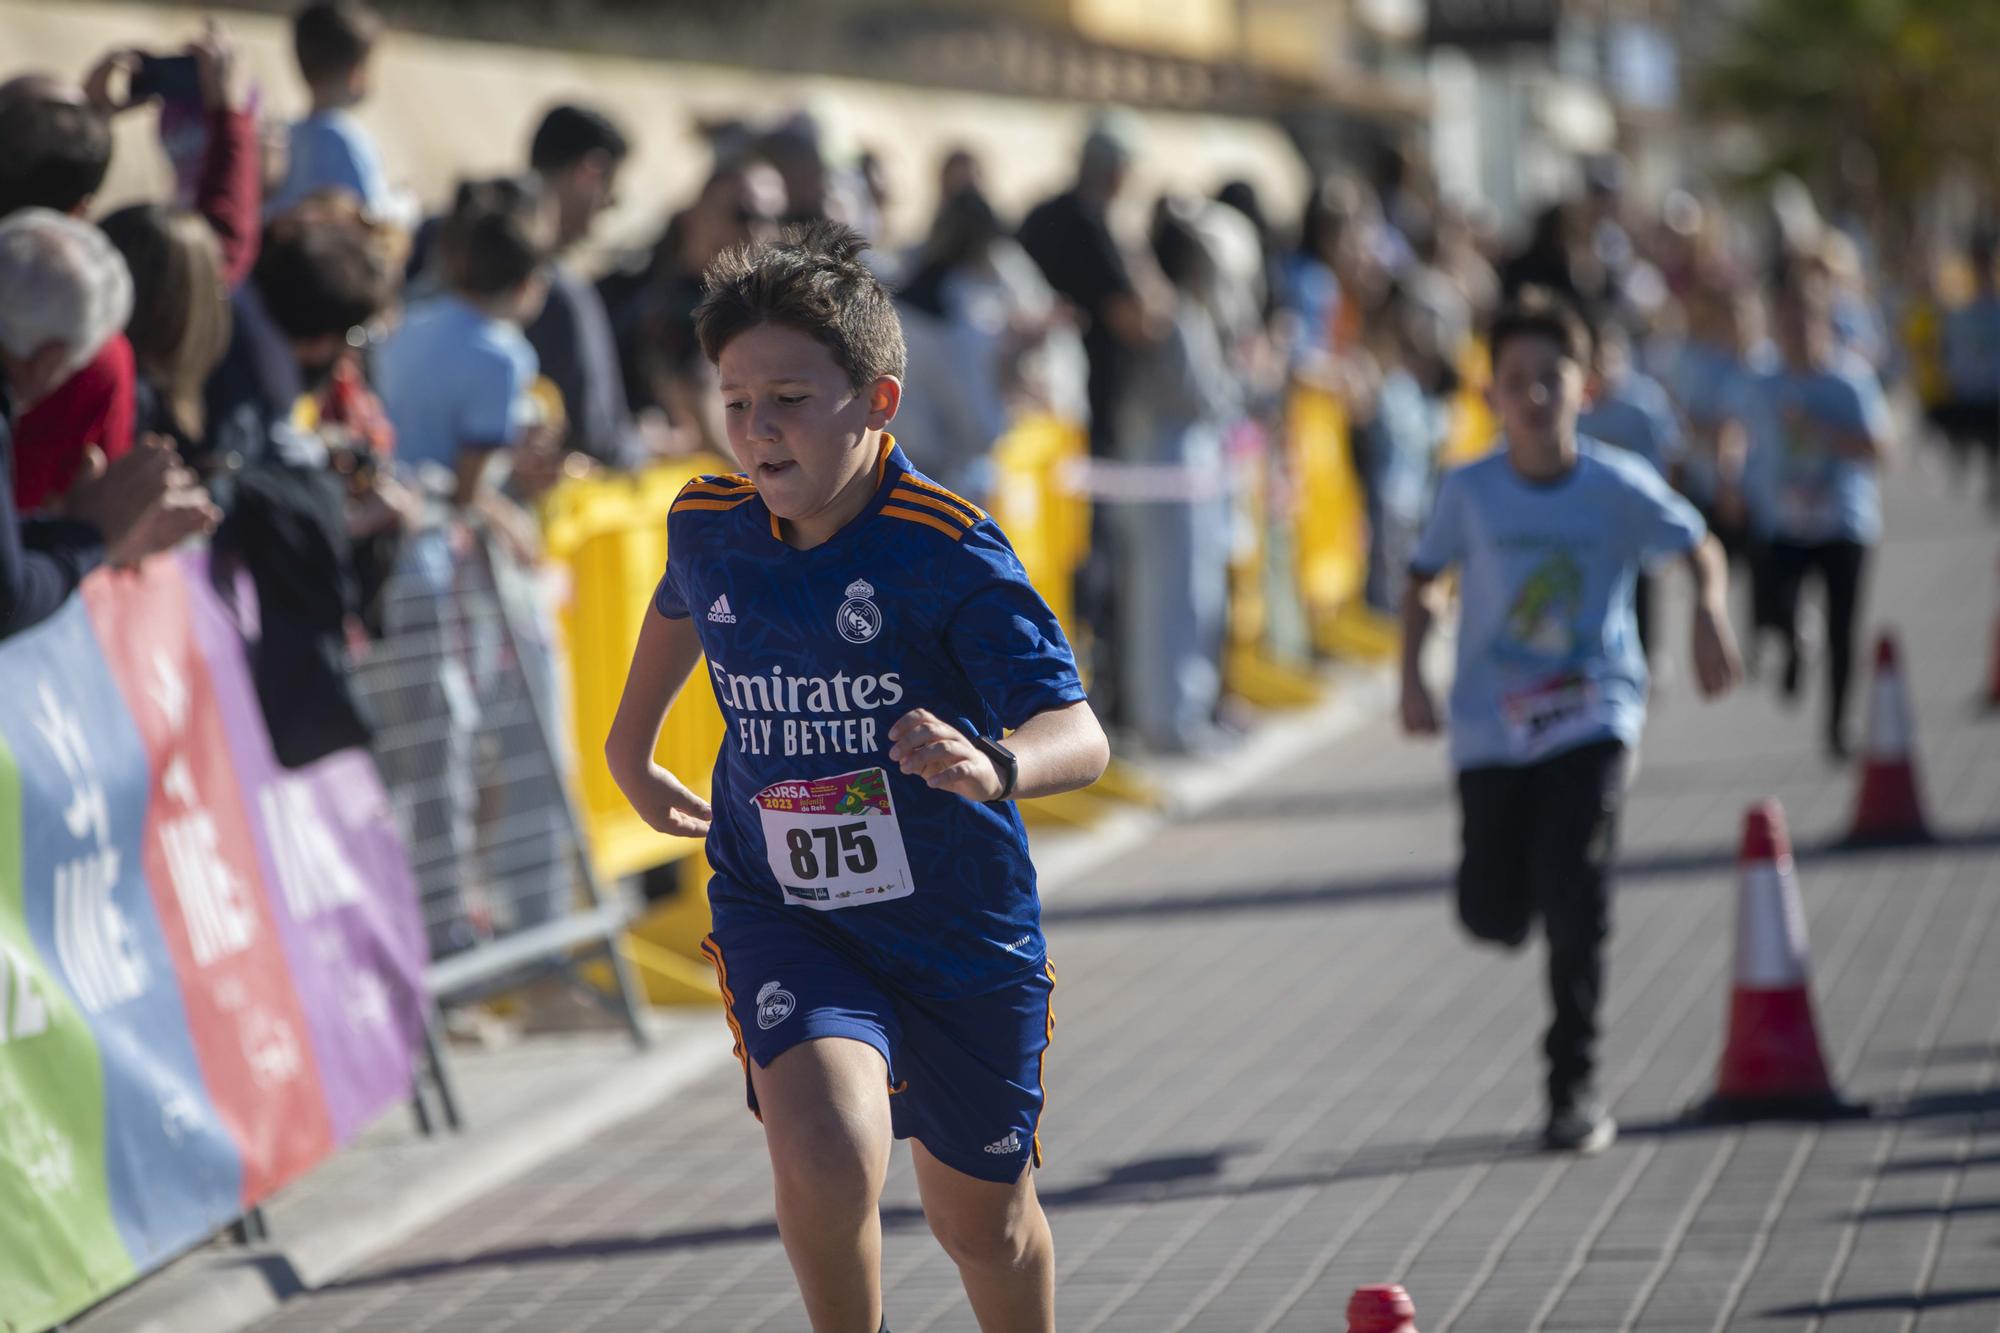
xmin=605 ymin=222 xmax=1107 ymax=1333
xmin=1400 ymin=290 xmax=1742 ymax=1153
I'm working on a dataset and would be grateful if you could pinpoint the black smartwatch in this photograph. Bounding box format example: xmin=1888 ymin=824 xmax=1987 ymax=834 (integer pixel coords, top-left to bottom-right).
xmin=970 ymin=734 xmax=1019 ymax=804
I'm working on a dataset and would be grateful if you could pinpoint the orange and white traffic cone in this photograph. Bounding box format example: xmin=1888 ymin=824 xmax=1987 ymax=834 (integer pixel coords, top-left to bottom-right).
xmin=1695 ymin=802 xmax=1867 ymax=1122
xmin=1347 ymin=1285 xmax=1418 ymax=1333
xmin=1845 ymin=631 xmax=1934 ymax=847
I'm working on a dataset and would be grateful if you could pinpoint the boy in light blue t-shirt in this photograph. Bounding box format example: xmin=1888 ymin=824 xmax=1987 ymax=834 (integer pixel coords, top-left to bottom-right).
xmin=267 ymin=2 xmax=395 ymax=219
xmin=1401 ymin=290 xmax=1742 ymax=1154
xmin=1734 ymin=257 xmax=1892 ymax=757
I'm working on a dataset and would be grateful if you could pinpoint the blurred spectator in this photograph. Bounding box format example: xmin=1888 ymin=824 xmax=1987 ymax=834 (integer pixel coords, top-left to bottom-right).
xmin=1 ymin=207 xmax=136 ymax=511
xmin=266 ymin=0 xmax=395 ymax=220
xmin=2 ymin=209 xmax=219 ymax=632
xmin=1937 ymin=228 xmax=2000 ymax=504
xmin=937 ymin=145 xmax=982 ymax=206
xmin=373 ymin=175 xmax=566 ymax=957
xmin=0 ymin=82 xmax=111 ymax=218
xmin=1116 ymin=198 xmax=1238 ymax=755
xmin=1359 ymin=284 xmax=1447 ymax=615
xmin=895 ymin=185 xmax=1080 ymax=501
xmin=523 ymin=103 xmax=646 ymax=469
xmin=217 ymin=205 xmax=402 ymax=766
xmin=623 ymin=160 xmax=785 ymax=457
xmin=1020 ymin=112 xmax=1159 ymax=729
xmin=1500 ymin=201 xmax=1608 ymax=315
xmin=101 ymin=205 xmax=232 ymax=456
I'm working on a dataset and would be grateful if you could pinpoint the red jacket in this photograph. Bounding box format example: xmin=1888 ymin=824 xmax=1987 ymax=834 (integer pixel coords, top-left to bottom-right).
xmin=12 ymin=333 xmax=137 ymax=511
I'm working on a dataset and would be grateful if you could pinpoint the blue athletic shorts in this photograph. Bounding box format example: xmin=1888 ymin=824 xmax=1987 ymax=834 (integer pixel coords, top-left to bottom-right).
xmin=698 ymin=915 xmax=1057 ymax=1184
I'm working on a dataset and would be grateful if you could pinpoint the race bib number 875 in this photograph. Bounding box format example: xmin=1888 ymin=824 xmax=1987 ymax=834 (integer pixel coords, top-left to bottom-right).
xmin=753 ymin=767 xmax=915 ymax=910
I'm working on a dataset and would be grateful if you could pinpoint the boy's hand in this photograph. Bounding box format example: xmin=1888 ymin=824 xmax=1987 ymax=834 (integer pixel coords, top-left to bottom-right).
xmin=1399 ymin=672 xmax=1441 ymax=736
xmin=888 ymin=708 xmax=1003 ymax=802
xmin=1691 ymin=599 xmax=1743 ymax=698
xmin=619 ymin=763 xmax=713 ymax=838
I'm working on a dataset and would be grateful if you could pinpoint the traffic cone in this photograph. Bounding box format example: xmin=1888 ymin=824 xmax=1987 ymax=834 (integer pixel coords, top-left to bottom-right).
xmin=1347 ymin=1284 xmax=1418 ymax=1333
xmin=1694 ymin=802 xmax=1867 ymax=1122
xmin=1845 ymin=632 xmax=1933 ymax=847
xmin=1983 ymin=555 xmax=2000 ymax=708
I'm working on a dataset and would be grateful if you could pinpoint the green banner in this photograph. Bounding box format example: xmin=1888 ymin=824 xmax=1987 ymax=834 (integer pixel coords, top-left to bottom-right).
xmin=0 ymin=730 xmax=133 ymax=1333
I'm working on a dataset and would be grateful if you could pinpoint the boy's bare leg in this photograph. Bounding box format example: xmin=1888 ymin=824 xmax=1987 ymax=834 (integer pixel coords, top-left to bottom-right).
xmin=911 ymin=1139 xmax=1055 ymax=1332
xmin=751 ymin=1038 xmax=894 ymax=1333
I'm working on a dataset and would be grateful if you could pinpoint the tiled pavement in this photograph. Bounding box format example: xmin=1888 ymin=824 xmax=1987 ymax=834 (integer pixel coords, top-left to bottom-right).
xmin=245 ymin=469 xmax=2000 ymax=1332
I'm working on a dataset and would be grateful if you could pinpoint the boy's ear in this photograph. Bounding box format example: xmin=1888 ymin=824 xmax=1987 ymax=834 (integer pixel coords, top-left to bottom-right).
xmin=866 ymin=375 xmax=902 ymax=429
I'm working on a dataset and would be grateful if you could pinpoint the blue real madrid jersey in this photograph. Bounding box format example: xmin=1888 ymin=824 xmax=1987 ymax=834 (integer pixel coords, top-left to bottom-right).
xmin=655 ymin=437 xmax=1086 ymax=997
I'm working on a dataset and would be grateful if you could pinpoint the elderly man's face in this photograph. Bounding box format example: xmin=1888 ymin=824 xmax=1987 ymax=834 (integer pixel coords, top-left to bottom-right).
xmin=0 ymin=338 xmax=76 ymax=410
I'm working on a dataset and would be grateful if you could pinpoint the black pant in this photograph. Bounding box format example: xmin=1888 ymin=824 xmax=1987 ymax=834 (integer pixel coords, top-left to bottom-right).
xmin=1457 ymin=739 xmax=1629 ymax=1105
xmin=1766 ymin=539 xmax=1869 ymax=741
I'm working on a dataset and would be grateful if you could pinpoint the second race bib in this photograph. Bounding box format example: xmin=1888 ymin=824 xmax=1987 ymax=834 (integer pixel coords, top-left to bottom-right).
xmin=753 ymin=767 xmax=915 ymax=911
xmin=1500 ymin=671 xmax=1601 ymax=761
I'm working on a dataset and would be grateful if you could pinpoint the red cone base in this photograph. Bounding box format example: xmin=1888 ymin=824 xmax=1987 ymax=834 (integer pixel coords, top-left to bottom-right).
xmin=1700 ymin=989 xmax=1866 ymax=1121
xmin=1846 ymin=763 xmax=1932 ymax=846
xmin=1845 ymin=634 xmax=1933 ymax=847
xmin=1985 ymin=619 xmax=2000 ymax=709
xmin=1348 ymin=1285 xmax=1418 ymax=1333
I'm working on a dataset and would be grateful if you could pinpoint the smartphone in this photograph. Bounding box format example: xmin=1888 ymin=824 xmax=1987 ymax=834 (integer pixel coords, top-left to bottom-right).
xmin=130 ymin=53 xmax=203 ymax=104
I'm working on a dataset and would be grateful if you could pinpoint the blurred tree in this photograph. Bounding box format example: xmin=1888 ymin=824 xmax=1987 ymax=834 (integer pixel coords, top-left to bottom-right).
xmin=1699 ymin=0 xmax=2000 ymax=244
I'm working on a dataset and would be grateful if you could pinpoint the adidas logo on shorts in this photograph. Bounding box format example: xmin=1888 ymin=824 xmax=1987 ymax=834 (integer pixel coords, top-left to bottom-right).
xmin=707 ymin=595 xmax=737 ymax=625
xmin=983 ymin=1131 xmax=1023 ymax=1155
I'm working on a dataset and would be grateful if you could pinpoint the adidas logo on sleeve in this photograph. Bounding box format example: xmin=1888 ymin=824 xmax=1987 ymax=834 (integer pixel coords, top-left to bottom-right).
xmin=707 ymin=595 xmax=738 ymax=625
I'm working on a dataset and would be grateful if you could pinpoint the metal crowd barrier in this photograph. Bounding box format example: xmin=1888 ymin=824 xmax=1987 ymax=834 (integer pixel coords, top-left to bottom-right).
xmin=349 ymin=520 xmax=651 ymax=1055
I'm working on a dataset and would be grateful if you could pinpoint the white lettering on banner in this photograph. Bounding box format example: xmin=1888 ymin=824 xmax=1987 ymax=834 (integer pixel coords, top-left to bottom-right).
xmin=163 ymin=813 xmax=254 ymax=966
xmin=240 ymin=1008 xmax=303 ymax=1088
xmin=148 ymin=649 xmax=190 ymax=734
xmin=0 ymin=942 xmax=50 ymax=1043
xmin=35 ymin=681 xmax=107 ymax=848
xmin=36 ymin=678 xmax=150 ymax=1012
xmin=20 ymin=1115 xmax=76 ymax=1196
xmin=259 ymin=779 xmax=365 ymax=921
xmin=54 ymin=848 xmax=146 ymax=1013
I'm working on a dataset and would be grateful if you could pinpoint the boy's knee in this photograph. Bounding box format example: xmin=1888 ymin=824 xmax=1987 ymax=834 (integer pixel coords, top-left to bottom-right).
xmin=926 ymin=1199 xmax=1043 ymax=1273
xmin=1457 ymin=872 xmax=1530 ymax=948
xmin=765 ymin=1110 xmax=884 ymax=1210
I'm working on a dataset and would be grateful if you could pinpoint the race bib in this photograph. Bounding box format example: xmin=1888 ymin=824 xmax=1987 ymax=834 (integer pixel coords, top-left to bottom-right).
xmin=1777 ymin=474 xmax=1840 ymax=539
xmin=1500 ymin=672 xmax=1601 ymax=761
xmin=753 ymin=767 xmax=915 ymax=911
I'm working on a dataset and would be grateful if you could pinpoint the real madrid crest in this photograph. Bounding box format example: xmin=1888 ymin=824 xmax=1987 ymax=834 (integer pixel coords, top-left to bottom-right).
xmin=837 ymin=577 xmax=883 ymax=644
xmin=755 ymin=980 xmax=795 ymax=1030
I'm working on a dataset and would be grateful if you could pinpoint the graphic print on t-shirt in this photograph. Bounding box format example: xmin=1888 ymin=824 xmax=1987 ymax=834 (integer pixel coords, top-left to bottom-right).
xmin=1501 ymin=548 xmax=1585 ymax=661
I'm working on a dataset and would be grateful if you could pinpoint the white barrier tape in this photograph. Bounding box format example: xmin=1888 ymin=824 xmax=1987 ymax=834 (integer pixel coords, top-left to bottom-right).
xmin=1054 ymin=457 xmax=1230 ymax=504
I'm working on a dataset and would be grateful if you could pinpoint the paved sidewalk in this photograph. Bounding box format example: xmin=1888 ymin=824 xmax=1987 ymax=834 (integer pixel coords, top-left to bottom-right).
xmin=117 ymin=468 xmax=2000 ymax=1332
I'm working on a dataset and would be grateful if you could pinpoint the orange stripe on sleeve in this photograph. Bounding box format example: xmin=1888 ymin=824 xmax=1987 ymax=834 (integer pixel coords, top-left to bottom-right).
xmin=682 ymin=478 xmax=756 ymax=497
xmin=887 ymin=488 xmax=976 ymax=526
xmin=671 ymin=496 xmax=755 ymax=514
xmin=881 ymin=505 xmax=967 ymax=541
xmin=903 ymin=472 xmax=987 ymax=521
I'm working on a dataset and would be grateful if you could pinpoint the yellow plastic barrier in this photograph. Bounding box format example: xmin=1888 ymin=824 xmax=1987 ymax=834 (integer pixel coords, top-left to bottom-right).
xmin=984 ymin=414 xmax=1164 ymax=823
xmin=987 ymin=412 xmax=1089 ymax=638
xmin=539 ymin=458 xmax=737 ymax=1003
xmin=1440 ymin=337 xmax=1499 ymax=470
xmin=1285 ymin=384 xmax=1397 ymax=659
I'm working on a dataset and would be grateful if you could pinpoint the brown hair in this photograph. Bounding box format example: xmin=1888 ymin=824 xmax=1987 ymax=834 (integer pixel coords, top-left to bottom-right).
xmin=99 ymin=204 xmax=230 ymax=440
xmin=293 ymin=0 xmax=381 ymax=86
xmin=1487 ymin=286 xmax=1592 ymax=373
xmin=439 ymin=175 xmax=552 ymax=297
xmin=695 ymin=220 xmax=906 ymax=389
